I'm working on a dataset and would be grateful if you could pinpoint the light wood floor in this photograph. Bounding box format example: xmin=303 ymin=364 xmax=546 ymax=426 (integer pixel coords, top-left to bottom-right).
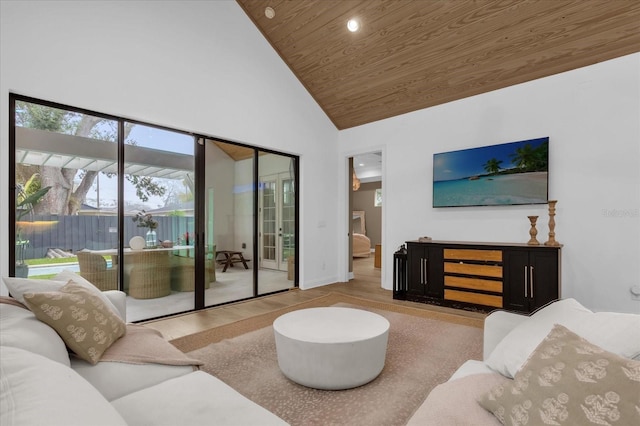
xmin=144 ymin=257 xmax=486 ymax=340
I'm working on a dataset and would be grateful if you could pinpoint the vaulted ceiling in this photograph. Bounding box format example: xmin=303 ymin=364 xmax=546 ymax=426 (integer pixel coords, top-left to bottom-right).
xmin=237 ymin=0 xmax=640 ymax=130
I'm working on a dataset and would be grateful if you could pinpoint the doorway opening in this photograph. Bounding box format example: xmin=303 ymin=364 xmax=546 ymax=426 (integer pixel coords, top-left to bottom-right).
xmin=349 ymin=151 xmax=382 ymax=284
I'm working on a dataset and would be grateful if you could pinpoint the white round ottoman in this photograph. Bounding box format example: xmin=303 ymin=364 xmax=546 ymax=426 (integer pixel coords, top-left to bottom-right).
xmin=273 ymin=307 xmax=390 ymax=390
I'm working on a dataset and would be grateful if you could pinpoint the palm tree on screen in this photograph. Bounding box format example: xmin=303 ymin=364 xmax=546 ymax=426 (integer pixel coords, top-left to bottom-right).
xmin=483 ymin=158 xmax=503 ymax=175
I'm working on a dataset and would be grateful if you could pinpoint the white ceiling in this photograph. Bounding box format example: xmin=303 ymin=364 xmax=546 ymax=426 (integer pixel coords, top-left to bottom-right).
xmin=353 ymin=152 xmax=382 ymax=183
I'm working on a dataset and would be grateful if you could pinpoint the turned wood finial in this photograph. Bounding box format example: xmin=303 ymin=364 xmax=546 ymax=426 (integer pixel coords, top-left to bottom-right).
xmin=527 ymin=216 xmax=540 ymax=245
xmin=545 ymin=200 xmax=560 ymax=246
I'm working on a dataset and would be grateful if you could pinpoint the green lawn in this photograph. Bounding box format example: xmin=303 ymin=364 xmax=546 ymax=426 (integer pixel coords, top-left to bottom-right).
xmin=25 ymin=255 xmax=113 ymax=266
xmin=29 ymin=273 xmax=58 ymax=280
xmin=26 ymin=257 xmax=78 ymax=266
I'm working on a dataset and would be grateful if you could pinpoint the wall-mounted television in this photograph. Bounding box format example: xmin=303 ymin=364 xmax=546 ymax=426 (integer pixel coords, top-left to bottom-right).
xmin=433 ymin=137 xmax=549 ymax=208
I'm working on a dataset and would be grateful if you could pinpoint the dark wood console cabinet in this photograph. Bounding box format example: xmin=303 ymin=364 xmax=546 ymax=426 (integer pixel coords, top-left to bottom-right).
xmin=396 ymin=240 xmax=561 ymax=314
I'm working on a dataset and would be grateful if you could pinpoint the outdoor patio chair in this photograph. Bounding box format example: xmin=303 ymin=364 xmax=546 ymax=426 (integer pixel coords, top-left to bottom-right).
xmin=123 ymin=250 xmax=172 ymax=299
xmin=77 ymin=251 xmax=118 ymax=291
xmin=170 ymin=255 xmax=215 ymax=292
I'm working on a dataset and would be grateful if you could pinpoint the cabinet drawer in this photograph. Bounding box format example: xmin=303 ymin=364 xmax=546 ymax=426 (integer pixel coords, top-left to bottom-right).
xmin=444 ymin=262 xmax=503 ymax=278
xmin=444 ymin=275 xmax=502 ymax=293
xmin=444 ymin=249 xmax=502 ymax=262
xmin=445 ymin=289 xmax=503 ymax=308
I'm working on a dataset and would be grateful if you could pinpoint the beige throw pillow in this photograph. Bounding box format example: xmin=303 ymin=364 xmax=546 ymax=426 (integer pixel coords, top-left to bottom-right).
xmin=485 ymin=298 xmax=640 ymax=379
xmin=479 ymin=324 xmax=640 ymax=426
xmin=23 ymin=280 xmax=126 ymax=364
xmin=3 ymin=272 xmax=122 ymax=319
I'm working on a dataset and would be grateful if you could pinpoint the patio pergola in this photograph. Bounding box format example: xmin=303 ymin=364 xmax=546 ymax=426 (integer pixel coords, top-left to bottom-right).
xmin=16 ymin=127 xmax=194 ymax=180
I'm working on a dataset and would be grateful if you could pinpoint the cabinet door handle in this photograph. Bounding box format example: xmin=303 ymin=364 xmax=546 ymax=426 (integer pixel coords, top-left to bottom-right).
xmin=524 ymin=266 xmax=528 ymax=298
xmin=424 ymin=259 xmax=428 ymax=286
xmin=530 ymin=266 xmax=534 ymax=299
xmin=420 ymin=258 xmax=424 ymax=284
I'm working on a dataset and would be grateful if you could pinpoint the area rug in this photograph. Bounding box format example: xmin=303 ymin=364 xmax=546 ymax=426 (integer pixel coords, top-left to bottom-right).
xmin=171 ymin=294 xmax=483 ymax=426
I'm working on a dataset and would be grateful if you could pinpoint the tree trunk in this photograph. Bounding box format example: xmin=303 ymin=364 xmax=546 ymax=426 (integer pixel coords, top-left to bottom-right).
xmin=37 ymin=116 xmax=105 ymax=214
xmin=69 ymin=170 xmax=98 ymax=215
xmin=37 ymin=166 xmax=73 ymax=215
xmin=30 ymin=116 xmax=137 ymax=215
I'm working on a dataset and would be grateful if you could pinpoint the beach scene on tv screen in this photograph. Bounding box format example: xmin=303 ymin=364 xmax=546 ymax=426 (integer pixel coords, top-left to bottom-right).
xmin=433 ymin=137 xmax=549 ymax=207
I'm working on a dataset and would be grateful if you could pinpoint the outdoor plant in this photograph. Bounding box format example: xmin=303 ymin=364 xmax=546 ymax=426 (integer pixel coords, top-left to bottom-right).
xmin=15 ymin=175 xmax=52 ymax=276
xmin=132 ymin=210 xmax=158 ymax=229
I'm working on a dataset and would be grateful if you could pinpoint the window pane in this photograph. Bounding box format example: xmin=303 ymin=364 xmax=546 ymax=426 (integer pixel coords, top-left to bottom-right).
xmin=205 ymin=140 xmax=254 ymax=305
xmin=258 ymin=153 xmax=297 ymax=293
xmin=14 ymin=100 xmax=119 ymax=296
xmin=123 ymin=123 xmax=194 ymax=321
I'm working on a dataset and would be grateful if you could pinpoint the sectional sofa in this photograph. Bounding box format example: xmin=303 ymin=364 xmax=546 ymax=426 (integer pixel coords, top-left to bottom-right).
xmin=3 ymin=267 xmax=639 ymax=426
xmin=407 ymin=298 xmax=640 ymax=425
xmin=1 ymin=270 xmax=288 ymax=426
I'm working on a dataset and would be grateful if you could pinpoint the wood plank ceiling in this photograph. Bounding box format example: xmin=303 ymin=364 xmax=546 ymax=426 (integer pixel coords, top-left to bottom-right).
xmin=237 ymin=0 xmax=640 ymax=130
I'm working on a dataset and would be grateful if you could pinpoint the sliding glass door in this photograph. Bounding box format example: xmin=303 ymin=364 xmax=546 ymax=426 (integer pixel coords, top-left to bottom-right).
xmin=122 ymin=123 xmax=196 ymax=320
xmin=203 ymin=139 xmax=255 ymax=305
xmin=203 ymin=142 xmax=298 ymax=304
xmin=12 ymin=98 xmax=121 ymax=289
xmin=258 ymin=152 xmax=297 ymax=294
xmin=10 ymin=94 xmax=298 ymax=321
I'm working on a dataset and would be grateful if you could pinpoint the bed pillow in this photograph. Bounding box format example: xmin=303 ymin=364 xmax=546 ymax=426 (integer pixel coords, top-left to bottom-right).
xmin=485 ymin=298 xmax=640 ymax=378
xmin=23 ymin=280 xmax=126 ymax=364
xmin=479 ymin=324 xmax=640 ymax=425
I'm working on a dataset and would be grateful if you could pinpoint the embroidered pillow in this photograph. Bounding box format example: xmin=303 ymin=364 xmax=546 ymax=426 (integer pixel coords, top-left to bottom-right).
xmin=485 ymin=298 xmax=640 ymax=378
xmin=4 ymin=272 xmax=121 ymax=317
xmin=479 ymin=324 xmax=640 ymax=426
xmin=23 ymin=280 xmax=126 ymax=364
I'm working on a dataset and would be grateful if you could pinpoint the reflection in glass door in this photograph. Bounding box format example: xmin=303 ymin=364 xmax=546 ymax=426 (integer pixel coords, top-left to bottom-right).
xmin=204 ymin=139 xmax=255 ymax=305
xmin=202 ymin=142 xmax=297 ymax=303
xmin=122 ymin=123 xmax=195 ymax=321
xmin=259 ymin=173 xmax=295 ymax=272
xmin=260 ymin=178 xmax=277 ymax=270
xmin=258 ymin=153 xmax=296 ymax=295
xmin=281 ymin=176 xmax=295 ymax=272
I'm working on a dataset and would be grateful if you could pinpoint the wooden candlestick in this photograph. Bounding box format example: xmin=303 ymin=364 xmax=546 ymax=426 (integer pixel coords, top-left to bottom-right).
xmin=545 ymin=200 xmax=560 ymax=246
xmin=527 ymin=216 xmax=540 ymax=245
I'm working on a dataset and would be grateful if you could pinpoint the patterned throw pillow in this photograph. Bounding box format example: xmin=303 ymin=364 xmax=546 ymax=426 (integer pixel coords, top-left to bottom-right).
xmin=479 ymin=324 xmax=640 ymax=426
xmin=23 ymin=280 xmax=126 ymax=364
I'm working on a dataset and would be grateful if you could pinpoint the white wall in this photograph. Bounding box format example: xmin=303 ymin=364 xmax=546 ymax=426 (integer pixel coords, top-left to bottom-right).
xmin=339 ymin=53 xmax=640 ymax=313
xmin=0 ymin=1 xmax=340 ymax=290
xmin=204 ymin=142 xmax=236 ymax=252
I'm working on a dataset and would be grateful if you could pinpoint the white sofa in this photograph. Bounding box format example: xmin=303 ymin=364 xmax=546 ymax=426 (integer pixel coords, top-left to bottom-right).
xmin=1 ymin=282 xmax=288 ymax=426
xmin=407 ymin=298 xmax=640 ymax=425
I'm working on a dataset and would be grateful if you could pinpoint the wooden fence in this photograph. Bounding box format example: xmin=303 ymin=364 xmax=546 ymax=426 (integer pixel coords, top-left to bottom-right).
xmin=18 ymin=215 xmax=195 ymax=260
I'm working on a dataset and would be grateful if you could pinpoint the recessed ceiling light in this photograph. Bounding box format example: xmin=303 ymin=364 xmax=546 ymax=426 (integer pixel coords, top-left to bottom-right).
xmin=347 ymin=18 xmax=360 ymax=32
xmin=265 ymin=6 xmax=275 ymax=19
